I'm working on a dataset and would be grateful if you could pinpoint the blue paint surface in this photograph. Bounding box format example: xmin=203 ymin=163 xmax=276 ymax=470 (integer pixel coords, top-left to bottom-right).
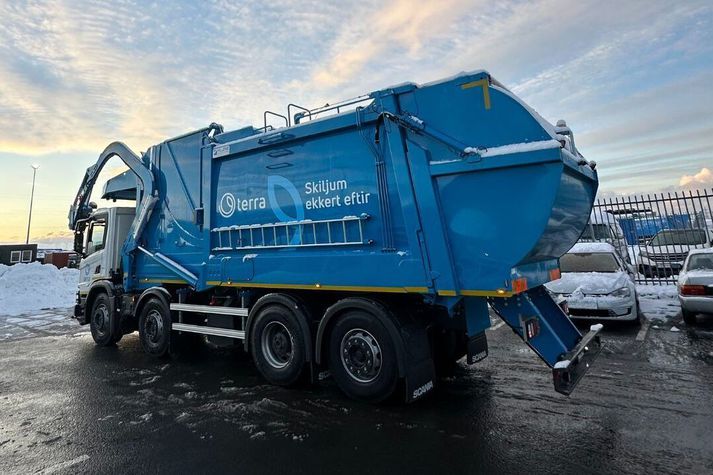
xmin=126 ymin=71 xmax=598 ymax=299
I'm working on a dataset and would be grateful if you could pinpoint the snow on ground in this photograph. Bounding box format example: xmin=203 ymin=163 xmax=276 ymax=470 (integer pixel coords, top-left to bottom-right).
xmin=0 ymin=263 xmax=79 ymax=316
xmin=636 ymin=283 xmax=680 ymax=321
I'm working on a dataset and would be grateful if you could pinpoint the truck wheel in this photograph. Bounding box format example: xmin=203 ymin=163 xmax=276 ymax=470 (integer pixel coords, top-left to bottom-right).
xmin=90 ymin=293 xmax=118 ymax=346
xmin=328 ymin=311 xmax=399 ymax=403
xmin=250 ymin=304 xmax=307 ymax=386
xmin=682 ymin=309 xmax=696 ymax=325
xmin=138 ymin=298 xmax=171 ymax=357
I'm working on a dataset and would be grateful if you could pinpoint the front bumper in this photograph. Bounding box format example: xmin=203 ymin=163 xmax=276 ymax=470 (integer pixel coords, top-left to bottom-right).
xmin=564 ymin=296 xmax=638 ymax=321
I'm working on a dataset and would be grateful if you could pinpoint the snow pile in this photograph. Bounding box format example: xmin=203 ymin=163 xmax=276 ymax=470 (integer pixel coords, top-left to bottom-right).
xmin=636 ymin=284 xmax=680 ymax=321
xmin=0 ymin=262 xmax=79 ymax=316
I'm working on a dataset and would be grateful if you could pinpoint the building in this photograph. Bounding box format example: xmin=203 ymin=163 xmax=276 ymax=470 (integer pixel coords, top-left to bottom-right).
xmin=0 ymin=244 xmax=38 ymax=266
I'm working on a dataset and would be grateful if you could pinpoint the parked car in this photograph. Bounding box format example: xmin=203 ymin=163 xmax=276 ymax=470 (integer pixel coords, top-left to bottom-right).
xmin=639 ymin=228 xmax=712 ymax=277
xmin=546 ymin=242 xmax=640 ymax=324
xmin=580 ymin=210 xmax=631 ymax=263
xmin=677 ymin=248 xmax=713 ymax=325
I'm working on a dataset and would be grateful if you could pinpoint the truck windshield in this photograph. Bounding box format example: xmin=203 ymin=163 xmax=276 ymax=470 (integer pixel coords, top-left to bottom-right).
xmin=687 ymin=254 xmax=713 ymax=271
xmin=649 ymin=229 xmax=707 ymax=246
xmin=580 ymin=224 xmax=612 ymax=241
xmin=560 ymin=252 xmax=621 ymax=273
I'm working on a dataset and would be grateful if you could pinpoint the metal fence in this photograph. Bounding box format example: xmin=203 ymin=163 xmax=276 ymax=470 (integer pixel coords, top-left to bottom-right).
xmin=588 ymin=188 xmax=713 ymax=284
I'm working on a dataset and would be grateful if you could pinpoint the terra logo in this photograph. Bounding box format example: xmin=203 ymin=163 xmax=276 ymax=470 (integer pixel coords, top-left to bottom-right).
xmin=218 ymin=192 xmax=236 ymax=218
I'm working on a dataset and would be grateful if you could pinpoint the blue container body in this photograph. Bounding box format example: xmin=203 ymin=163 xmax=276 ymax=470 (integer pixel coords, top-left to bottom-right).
xmin=128 ymin=71 xmax=598 ymax=301
xmin=618 ymin=214 xmax=691 ymax=244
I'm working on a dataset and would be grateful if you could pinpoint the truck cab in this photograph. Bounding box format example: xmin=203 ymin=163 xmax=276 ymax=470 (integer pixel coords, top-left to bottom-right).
xmin=77 ymin=207 xmax=135 ymax=297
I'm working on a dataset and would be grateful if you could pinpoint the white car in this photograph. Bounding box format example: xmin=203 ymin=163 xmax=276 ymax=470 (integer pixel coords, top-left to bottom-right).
xmin=639 ymin=228 xmax=712 ymax=277
xmin=677 ymin=248 xmax=713 ymax=325
xmin=546 ymin=242 xmax=640 ymax=324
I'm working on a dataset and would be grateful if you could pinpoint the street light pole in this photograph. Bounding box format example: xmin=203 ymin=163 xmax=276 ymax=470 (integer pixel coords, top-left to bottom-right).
xmin=26 ymin=164 xmax=39 ymax=245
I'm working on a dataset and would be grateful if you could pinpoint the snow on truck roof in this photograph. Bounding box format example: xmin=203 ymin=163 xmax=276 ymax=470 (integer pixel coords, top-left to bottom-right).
xmin=568 ymin=242 xmax=616 ymax=253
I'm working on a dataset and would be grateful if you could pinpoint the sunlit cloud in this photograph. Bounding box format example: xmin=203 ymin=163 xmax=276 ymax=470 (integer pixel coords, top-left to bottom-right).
xmin=680 ymin=167 xmax=713 ymax=187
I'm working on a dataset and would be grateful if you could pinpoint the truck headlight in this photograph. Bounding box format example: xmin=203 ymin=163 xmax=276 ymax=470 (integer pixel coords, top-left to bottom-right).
xmin=609 ymin=287 xmax=631 ymax=298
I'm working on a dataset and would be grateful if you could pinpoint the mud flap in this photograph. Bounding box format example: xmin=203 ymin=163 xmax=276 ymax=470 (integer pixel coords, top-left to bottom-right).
xmin=488 ymin=286 xmax=603 ymax=395
xmin=400 ymin=324 xmax=437 ymax=403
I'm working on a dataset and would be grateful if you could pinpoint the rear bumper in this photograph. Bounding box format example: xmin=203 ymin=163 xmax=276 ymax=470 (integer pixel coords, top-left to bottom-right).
xmin=552 ymin=324 xmax=603 ymax=395
xmin=679 ymin=296 xmax=713 ymax=314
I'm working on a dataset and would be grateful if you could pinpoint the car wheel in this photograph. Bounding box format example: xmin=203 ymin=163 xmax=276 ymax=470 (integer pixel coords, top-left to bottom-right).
xmin=682 ymin=309 xmax=696 ymax=325
xmin=631 ymin=299 xmax=643 ymax=326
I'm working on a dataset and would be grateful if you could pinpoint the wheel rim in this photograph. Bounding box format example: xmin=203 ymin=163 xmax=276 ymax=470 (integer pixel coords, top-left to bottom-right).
xmin=144 ymin=309 xmax=164 ymax=345
xmin=93 ymin=303 xmax=109 ymax=337
xmin=261 ymin=321 xmax=294 ymax=369
xmin=340 ymin=328 xmax=382 ymax=383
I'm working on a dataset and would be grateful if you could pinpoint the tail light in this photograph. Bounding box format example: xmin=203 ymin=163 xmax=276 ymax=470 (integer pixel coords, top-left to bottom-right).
xmin=680 ymin=285 xmax=706 ymax=296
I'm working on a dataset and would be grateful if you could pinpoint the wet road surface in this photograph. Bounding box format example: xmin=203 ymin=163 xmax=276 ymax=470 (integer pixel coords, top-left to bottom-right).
xmin=1 ymin=305 xmax=713 ymax=474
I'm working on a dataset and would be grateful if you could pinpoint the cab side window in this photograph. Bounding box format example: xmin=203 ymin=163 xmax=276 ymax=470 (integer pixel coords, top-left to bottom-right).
xmin=86 ymin=221 xmax=106 ymax=255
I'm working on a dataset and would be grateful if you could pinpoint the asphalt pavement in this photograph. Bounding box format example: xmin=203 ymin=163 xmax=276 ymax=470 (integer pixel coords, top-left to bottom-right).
xmin=1 ymin=304 xmax=712 ymax=474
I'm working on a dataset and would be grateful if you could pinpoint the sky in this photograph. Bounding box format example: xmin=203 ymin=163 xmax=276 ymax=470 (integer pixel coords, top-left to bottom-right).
xmin=1 ymin=0 xmax=712 ymax=246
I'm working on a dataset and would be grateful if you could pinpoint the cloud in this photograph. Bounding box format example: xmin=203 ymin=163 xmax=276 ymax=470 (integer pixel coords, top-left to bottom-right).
xmin=309 ymin=0 xmax=472 ymax=88
xmin=680 ymin=167 xmax=713 ymax=187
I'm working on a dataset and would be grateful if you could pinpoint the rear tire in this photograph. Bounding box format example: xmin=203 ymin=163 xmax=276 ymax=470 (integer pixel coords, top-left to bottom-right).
xmin=250 ymin=304 xmax=307 ymax=386
xmin=328 ymin=311 xmax=399 ymax=403
xmin=90 ymin=293 xmax=120 ymax=346
xmin=138 ymin=298 xmax=171 ymax=357
xmin=682 ymin=309 xmax=696 ymax=325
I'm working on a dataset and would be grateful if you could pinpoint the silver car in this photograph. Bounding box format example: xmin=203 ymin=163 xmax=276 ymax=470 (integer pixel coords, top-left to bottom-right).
xmin=546 ymin=242 xmax=640 ymax=324
xmin=677 ymin=248 xmax=713 ymax=325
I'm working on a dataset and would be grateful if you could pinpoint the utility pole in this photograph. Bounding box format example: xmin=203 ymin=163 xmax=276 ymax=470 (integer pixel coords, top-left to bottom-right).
xmin=26 ymin=164 xmax=39 ymax=244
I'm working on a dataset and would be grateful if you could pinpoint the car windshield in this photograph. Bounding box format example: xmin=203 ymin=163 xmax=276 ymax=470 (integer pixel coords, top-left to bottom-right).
xmin=649 ymin=229 xmax=707 ymax=246
xmin=560 ymin=252 xmax=621 ymax=273
xmin=687 ymin=254 xmax=713 ymax=271
xmin=580 ymin=224 xmax=612 ymax=241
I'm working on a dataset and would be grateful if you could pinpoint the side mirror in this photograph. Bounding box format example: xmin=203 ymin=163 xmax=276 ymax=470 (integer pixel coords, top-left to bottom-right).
xmin=626 ymin=263 xmax=636 ymax=275
xmin=74 ymin=231 xmax=85 ymax=255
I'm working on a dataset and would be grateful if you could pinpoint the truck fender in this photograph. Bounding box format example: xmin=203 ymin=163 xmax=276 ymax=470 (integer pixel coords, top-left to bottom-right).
xmin=135 ymin=287 xmax=172 ymax=320
xmin=245 ymin=293 xmax=313 ymax=363
xmin=85 ymin=280 xmax=120 ymax=336
xmin=315 ymin=297 xmax=406 ymax=378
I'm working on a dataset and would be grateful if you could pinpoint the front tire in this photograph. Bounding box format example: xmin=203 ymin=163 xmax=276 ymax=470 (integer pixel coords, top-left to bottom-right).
xmin=328 ymin=311 xmax=399 ymax=403
xmin=138 ymin=298 xmax=171 ymax=357
xmin=90 ymin=293 xmax=118 ymax=346
xmin=250 ymin=304 xmax=307 ymax=386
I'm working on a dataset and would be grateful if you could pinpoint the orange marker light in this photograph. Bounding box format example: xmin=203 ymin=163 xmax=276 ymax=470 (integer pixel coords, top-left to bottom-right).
xmin=512 ymin=277 xmax=528 ymax=293
xmin=549 ymin=268 xmax=561 ymax=281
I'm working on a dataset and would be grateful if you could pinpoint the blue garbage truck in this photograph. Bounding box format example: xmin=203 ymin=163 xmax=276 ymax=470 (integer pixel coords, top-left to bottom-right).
xmin=69 ymin=70 xmax=601 ymax=402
